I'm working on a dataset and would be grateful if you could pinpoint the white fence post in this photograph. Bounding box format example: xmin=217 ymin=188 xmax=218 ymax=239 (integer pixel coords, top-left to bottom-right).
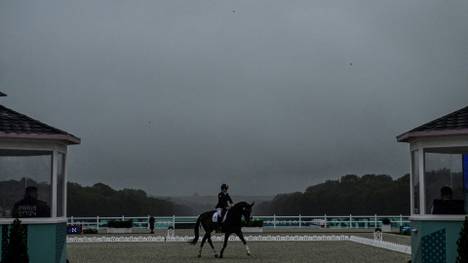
xmin=299 ymin=214 xmax=302 ymax=228
xmin=349 ymin=214 xmax=352 ymax=229
xmin=96 ymin=216 xmax=100 ymax=231
xmin=324 ymin=214 xmax=327 ymax=228
xmin=122 ymin=215 xmax=125 ymax=221
xmin=273 ymin=214 xmax=276 ymax=229
xmin=147 ymin=215 xmax=150 ymax=229
xmin=374 ymin=214 xmax=377 ymax=228
xmin=71 ymin=216 xmax=74 ymax=224
xmin=172 ymin=215 xmax=176 ymax=229
xmin=399 ymin=214 xmax=403 ymax=227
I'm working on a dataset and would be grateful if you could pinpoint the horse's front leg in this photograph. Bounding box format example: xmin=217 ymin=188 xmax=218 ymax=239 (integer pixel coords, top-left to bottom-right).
xmin=219 ymin=233 xmax=230 ymax=258
xmin=236 ymin=231 xmax=251 ymax=256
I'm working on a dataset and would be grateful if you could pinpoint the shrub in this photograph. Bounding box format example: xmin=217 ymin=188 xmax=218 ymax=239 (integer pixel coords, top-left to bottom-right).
xmin=82 ymin=229 xmax=98 ymax=235
xmin=5 ymin=218 xmax=29 ymax=263
xmin=456 ymin=216 xmax=468 ymax=263
xmin=1 ymin=225 xmax=8 ymax=263
xmin=242 ymin=219 xmax=263 ymax=228
xmin=175 ymin=223 xmax=195 ymax=229
xmin=107 ymin=219 xmax=133 ymax=228
xmin=382 ymin=218 xmax=391 ymax=225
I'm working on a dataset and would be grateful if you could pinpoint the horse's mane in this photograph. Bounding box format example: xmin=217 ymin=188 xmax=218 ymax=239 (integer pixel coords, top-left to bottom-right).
xmin=232 ymin=201 xmax=250 ymax=208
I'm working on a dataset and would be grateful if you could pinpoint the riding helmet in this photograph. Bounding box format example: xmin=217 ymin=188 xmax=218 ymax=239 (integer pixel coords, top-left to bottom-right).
xmin=221 ymin=184 xmax=229 ymax=190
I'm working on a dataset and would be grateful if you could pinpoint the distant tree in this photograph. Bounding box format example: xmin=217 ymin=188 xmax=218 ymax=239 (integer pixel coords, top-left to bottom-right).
xmin=456 ymin=216 xmax=468 ymax=263
xmin=5 ymin=219 xmax=28 ymax=263
xmin=341 ymin=174 xmax=359 ymax=183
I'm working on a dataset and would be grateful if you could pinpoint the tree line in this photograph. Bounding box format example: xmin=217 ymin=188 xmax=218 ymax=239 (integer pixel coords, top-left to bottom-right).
xmin=255 ymin=174 xmax=410 ymax=215
xmin=2 ymin=174 xmax=410 ymax=217
xmin=68 ymin=182 xmax=192 ymax=216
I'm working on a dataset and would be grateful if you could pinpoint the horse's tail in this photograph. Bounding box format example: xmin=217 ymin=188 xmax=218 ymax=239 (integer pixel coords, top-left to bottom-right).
xmin=189 ymin=215 xmax=202 ymax=245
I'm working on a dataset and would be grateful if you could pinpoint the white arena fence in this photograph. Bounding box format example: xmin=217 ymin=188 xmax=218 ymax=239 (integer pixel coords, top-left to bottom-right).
xmin=349 ymin=236 xmax=411 ymax=255
xmin=67 ymin=215 xmax=410 ymax=230
xmin=67 ymin=234 xmax=411 ymax=255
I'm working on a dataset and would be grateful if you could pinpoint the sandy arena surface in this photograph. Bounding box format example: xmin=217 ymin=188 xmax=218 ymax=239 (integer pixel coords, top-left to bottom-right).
xmin=68 ymin=241 xmax=411 ymax=263
xmin=72 ymin=228 xmax=411 ymax=245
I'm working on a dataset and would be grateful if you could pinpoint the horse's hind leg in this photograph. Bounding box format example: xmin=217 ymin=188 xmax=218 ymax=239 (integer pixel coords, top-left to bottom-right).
xmin=219 ymin=233 xmax=230 ymax=258
xmin=198 ymin=233 xmax=209 ymax=258
xmin=207 ymin=235 xmax=218 ymax=258
xmin=236 ymin=231 xmax=251 ymax=256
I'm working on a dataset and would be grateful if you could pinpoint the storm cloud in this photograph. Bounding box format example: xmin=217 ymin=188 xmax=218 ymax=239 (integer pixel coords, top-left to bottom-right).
xmin=1 ymin=0 xmax=468 ymax=195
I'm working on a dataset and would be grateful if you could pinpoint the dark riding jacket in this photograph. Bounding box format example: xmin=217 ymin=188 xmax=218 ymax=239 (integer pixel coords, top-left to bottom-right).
xmin=216 ymin=192 xmax=233 ymax=209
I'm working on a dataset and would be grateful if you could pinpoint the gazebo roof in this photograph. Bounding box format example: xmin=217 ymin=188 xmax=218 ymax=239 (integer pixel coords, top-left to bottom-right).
xmin=0 ymin=104 xmax=80 ymax=144
xmin=397 ymin=105 xmax=468 ymax=142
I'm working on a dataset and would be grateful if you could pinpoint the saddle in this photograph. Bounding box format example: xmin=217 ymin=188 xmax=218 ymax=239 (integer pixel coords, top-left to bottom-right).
xmin=212 ymin=208 xmax=229 ymax=223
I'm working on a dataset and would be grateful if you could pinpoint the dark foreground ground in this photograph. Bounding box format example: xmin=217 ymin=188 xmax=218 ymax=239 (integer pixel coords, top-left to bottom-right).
xmin=68 ymin=241 xmax=410 ymax=263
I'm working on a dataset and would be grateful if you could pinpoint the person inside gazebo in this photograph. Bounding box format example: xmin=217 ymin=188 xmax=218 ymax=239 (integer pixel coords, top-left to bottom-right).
xmin=431 ymin=186 xmax=464 ymax=215
xmin=12 ymin=186 xmax=51 ymax=218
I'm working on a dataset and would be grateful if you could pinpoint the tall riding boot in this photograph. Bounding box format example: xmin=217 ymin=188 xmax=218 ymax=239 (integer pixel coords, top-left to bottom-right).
xmin=216 ymin=216 xmax=223 ymax=232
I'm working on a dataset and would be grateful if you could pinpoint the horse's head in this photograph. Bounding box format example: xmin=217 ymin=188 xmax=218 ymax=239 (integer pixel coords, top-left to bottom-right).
xmin=238 ymin=202 xmax=255 ymax=223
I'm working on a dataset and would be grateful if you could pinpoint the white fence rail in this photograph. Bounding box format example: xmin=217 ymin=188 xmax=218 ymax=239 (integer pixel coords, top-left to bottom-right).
xmin=68 ymin=215 xmax=410 ymax=230
xmin=349 ymin=236 xmax=411 ymax=255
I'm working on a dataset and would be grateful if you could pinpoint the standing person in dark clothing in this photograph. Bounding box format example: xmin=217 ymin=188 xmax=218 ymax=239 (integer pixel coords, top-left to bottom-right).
xmin=149 ymin=216 xmax=155 ymax=234
xmin=215 ymin=184 xmax=233 ymax=230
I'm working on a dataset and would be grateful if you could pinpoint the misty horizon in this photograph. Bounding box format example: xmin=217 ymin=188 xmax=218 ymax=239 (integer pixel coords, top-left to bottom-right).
xmin=69 ymin=171 xmax=410 ymax=197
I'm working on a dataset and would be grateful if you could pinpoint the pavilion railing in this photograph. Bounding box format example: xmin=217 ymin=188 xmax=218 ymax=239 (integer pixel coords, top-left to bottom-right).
xmin=67 ymin=214 xmax=410 ymax=230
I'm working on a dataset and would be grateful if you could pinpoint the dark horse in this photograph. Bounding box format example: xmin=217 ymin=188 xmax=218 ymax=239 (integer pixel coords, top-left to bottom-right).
xmin=190 ymin=201 xmax=254 ymax=258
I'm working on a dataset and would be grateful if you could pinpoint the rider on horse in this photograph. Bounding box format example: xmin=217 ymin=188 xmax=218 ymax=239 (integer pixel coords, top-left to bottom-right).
xmin=215 ymin=184 xmax=233 ymax=229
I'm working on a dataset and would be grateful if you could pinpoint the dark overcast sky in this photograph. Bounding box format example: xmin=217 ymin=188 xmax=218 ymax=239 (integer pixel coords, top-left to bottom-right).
xmin=1 ymin=0 xmax=468 ymax=196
